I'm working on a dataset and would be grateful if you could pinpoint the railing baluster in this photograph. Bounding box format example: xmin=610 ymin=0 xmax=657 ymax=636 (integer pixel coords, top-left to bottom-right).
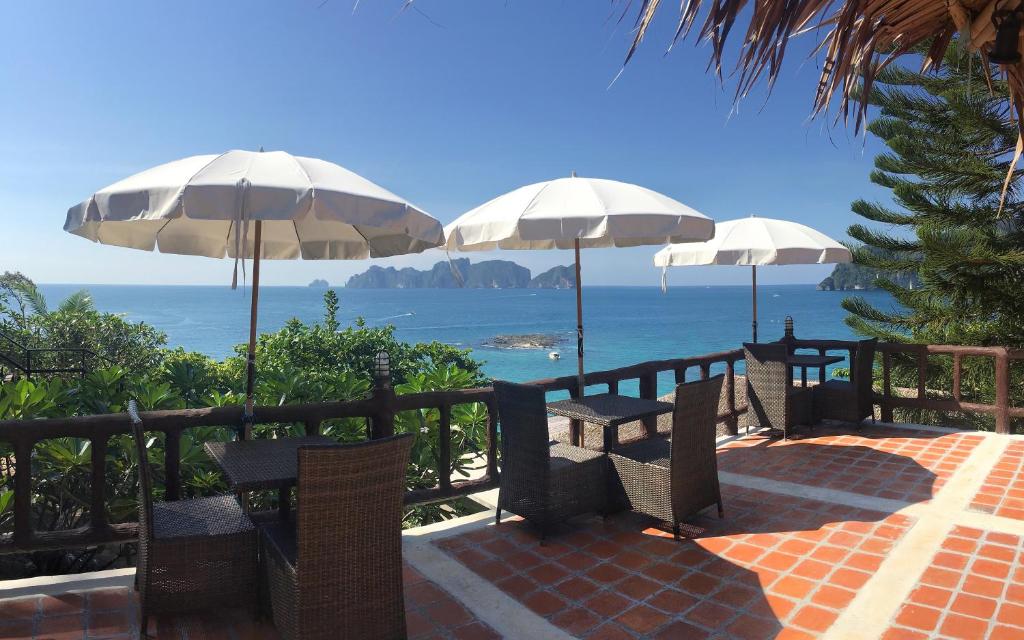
xmin=13 ymin=440 xmax=32 ymax=546
xmin=164 ymin=430 xmax=180 ymax=501
xmin=818 ymin=347 xmax=827 ymax=384
xmin=725 ymin=359 xmax=738 ymax=435
xmin=438 ymin=404 xmax=452 ymax=491
xmin=952 ymin=354 xmax=962 ymax=402
xmin=91 ymin=435 xmax=109 ymax=530
xmin=608 ymin=380 xmax=618 ymax=395
xmin=674 ymin=368 xmax=685 ymax=385
xmin=917 ymin=350 xmax=927 ymax=400
xmin=882 ymin=351 xmax=893 ymax=423
xmin=639 ymin=372 xmax=658 ymax=437
xmin=996 ymin=349 xmax=1010 ymax=434
xmin=485 ymin=399 xmax=499 ymax=481
xmin=700 ymin=363 xmax=710 ymax=380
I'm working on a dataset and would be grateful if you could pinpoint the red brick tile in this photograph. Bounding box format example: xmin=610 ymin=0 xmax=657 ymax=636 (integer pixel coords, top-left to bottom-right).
xmin=424 ymin=599 xmax=474 ymax=628
xmin=406 ymin=610 xmax=433 ymax=638
xmin=653 ymin=620 xmax=712 ymax=639
xmin=773 ymin=576 xmax=816 ymax=600
xmin=940 ymin=613 xmax=991 ymax=640
xmin=778 ymin=538 xmax=816 ymax=555
xmin=495 ymin=575 xmax=535 ymax=599
xmin=998 ymin=602 xmax=1024 ymax=628
xmin=612 ymin=550 xmax=652 ymax=571
xmin=583 ymin=590 xmax=632 ymax=617
xmin=616 ymin=604 xmax=670 ymax=635
xmin=0 ymin=619 xmax=35 ymax=640
xmin=584 ymin=621 xmax=635 ymax=640
xmin=881 ymin=627 xmax=929 ymax=640
xmin=894 ymin=604 xmax=942 ymax=632
xmin=523 ymin=590 xmax=566 ymax=617
xmin=933 ymin=551 xmax=969 ymax=571
xmin=973 ymin=558 xmax=1012 ymax=579
xmin=961 ymin=574 xmax=1005 ymax=599
xmin=812 ymin=545 xmax=848 ymax=563
xmin=685 ymin=600 xmax=734 ymax=628
xmin=646 ymin=562 xmax=687 ymax=583
xmin=918 ymin=566 xmax=961 ymax=588
xmin=714 ymin=583 xmax=759 ymax=609
xmin=646 ymin=588 xmax=697 ymax=614
xmin=774 ymin=628 xmax=817 ymax=640
xmin=726 ymin=543 xmax=765 ymax=564
xmin=726 ymin=614 xmax=780 ymax=640
xmin=87 ymin=609 xmax=133 ymax=637
xmin=992 ymin=626 xmax=1024 ymax=640
xmin=451 ymin=621 xmax=502 ymax=640
xmin=676 ymin=571 xmax=719 ymax=597
xmin=847 ymin=552 xmax=884 ymax=572
xmin=555 ymin=576 xmax=600 ymax=601
xmin=941 ymin=537 xmax=978 ymax=554
xmin=908 ymin=585 xmax=953 ymax=609
xmin=585 ymin=540 xmax=622 ymax=559
xmin=527 ymin=562 xmax=568 ymax=585
xmin=557 ymin=551 xmax=595 ymax=571
xmin=551 ymin=606 xmax=601 ymax=635
xmin=0 ymin=596 xmax=38 ymax=620
xmin=617 ymin=575 xmax=661 ymax=600
xmin=759 ymin=552 xmax=800 ymax=572
xmin=407 ymin=581 xmax=449 ymax=606
xmin=950 ymin=593 xmax=998 ymax=619
xmin=586 ymin=563 xmax=627 ymax=585
xmin=792 ymin=559 xmax=831 ymax=580
xmin=980 ymin=543 xmax=1017 ymax=563
xmin=791 ymin=605 xmax=838 ymax=633
xmin=811 ymin=585 xmax=856 ymax=610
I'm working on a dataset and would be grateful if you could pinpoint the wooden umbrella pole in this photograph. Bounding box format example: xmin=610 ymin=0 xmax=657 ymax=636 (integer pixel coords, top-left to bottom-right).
xmin=751 ymin=264 xmax=758 ymax=343
xmin=243 ymin=220 xmax=262 ymax=439
xmin=575 ymin=238 xmax=585 ymax=399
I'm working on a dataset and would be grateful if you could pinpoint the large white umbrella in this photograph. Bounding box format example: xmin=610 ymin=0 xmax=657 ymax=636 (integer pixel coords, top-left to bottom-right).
xmin=654 ymin=216 xmax=852 ymax=342
xmin=445 ymin=175 xmax=714 ymax=396
xmin=65 ymin=149 xmax=444 ymax=426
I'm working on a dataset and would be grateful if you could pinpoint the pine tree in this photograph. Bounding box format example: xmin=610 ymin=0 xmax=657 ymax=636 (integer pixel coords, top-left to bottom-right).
xmin=845 ymin=41 xmax=1024 ymax=350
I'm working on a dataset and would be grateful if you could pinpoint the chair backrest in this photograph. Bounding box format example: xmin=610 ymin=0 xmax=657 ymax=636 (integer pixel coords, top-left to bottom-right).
xmin=127 ymin=400 xmax=154 ymax=543
xmin=493 ymin=380 xmax=552 ymax=490
xmin=670 ymin=376 xmax=724 ymax=509
xmin=743 ymin=342 xmax=790 ymax=427
xmin=853 ymin=338 xmax=878 ymax=410
xmin=294 ymin=433 xmax=413 ymax=639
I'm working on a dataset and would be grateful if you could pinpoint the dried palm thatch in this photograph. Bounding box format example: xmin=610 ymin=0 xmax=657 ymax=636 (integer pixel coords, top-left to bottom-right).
xmin=625 ymin=0 xmax=1024 ymax=132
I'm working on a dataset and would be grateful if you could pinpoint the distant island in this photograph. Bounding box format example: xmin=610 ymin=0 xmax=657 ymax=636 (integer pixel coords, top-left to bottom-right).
xmin=484 ymin=334 xmax=563 ymax=349
xmin=818 ymin=260 xmax=920 ymax=291
xmin=308 ymin=279 xmax=329 ymax=288
xmin=345 ymin=259 xmax=575 ymax=289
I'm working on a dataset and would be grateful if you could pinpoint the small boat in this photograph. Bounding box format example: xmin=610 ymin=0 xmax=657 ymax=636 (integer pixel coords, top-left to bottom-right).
xmin=548 ymin=351 xmax=561 ymax=360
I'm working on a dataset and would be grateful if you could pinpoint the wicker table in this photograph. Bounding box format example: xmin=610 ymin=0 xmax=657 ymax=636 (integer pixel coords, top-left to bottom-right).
xmin=546 ymin=394 xmax=674 ymax=452
xmin=205 ymin=435 xmax=333 ymax=520
xmin=786 ymin=354 xmax=844 ymax=387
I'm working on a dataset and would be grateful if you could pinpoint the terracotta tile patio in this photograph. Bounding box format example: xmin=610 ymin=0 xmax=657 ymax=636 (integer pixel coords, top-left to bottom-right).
xmin=2 ymin=422 xmax=1023 ymax=639
xmin=971 ymin=441 xmax=1024 ymax=521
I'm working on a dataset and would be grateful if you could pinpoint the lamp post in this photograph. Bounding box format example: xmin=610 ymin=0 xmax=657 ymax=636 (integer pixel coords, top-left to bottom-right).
xmin=370 ymin=351 xmax=395 ymax=439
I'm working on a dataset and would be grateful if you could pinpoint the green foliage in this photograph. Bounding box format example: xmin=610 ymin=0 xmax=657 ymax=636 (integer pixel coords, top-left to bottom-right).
xmin=844 ymin=41 xmax=1024 ymax=430
xmin=0 ymin=288 xmax=490 ymax=577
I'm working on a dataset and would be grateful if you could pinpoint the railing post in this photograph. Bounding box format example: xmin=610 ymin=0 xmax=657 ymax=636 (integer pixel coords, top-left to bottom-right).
xmin=917 ymin=349 xmax=927 ymax=400
xmin=699 ymin=363 xmax=710 ymax=380
xmin=13 ymin=440 xmax=32 ymax=546
xmin=370 ymin=351 xmax=396 ymax=439
xmin=674 ymin=368 xmax=686 ymax=385
xmin=91 ymin=435 xmax=109 ymax=530
xmin=952 ymin=354 xmax=962 ymax=402
xmin=438 ymin=405 xmax=452 ymax=492
xmin=996 ymin=348 xmax=1011 ymax=434
xmin=639 ymin=372 xmax=658 ymax=437
xmin=881 ymin=350 xmax=894 ymax=423
xmin=724 ymin=359 xmax=738 ymax=435
xmin=817 ymin=347 xmax=827 ymax=384
xmin=164 ymin=431 xmax=180 ymax=501
xmin=607 ymin=380 xmax=619 ymax=395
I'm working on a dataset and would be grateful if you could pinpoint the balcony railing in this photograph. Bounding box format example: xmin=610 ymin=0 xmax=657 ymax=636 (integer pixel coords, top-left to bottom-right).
xmin=1 ymin=339 xmax=1021 ymax=559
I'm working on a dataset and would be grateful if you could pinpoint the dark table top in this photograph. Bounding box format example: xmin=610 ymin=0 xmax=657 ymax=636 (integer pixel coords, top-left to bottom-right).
xmin=546 ymin=393 xmax=674 ymax=427
xmin=785 ymin=354 xmax=844 ymax=368
xmin=204 ymin=436 xmax=334 ymax=492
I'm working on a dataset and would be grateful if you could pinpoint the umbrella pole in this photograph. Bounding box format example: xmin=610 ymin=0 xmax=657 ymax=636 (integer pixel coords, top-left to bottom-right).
xmin=751 ymin=265 xmax=758 ymax=343
xmin=243 ymin=220 xmax=262 ymax=439
xmin=575 ymin=239 xmax=585 ymax=399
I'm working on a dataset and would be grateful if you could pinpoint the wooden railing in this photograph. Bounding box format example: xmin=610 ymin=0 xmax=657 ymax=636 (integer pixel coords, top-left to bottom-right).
xmin=0 ymin=349 xmax=748 ymax=556
xmin=782 ymin=334 xmax=1024 ymax=434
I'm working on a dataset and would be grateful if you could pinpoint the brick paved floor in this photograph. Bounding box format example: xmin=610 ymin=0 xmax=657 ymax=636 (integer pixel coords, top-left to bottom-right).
xmin=971 ymin=441 xmax=1024 ymax=521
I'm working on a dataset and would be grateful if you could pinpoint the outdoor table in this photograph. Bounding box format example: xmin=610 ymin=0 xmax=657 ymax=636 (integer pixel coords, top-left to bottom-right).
xmin=785 ymin=354 xmax=844 ymax=387
xmin=546 ymin=393 xmax=674 ymax=452
xmin=205 ymin=435 xmax=333 ymax=520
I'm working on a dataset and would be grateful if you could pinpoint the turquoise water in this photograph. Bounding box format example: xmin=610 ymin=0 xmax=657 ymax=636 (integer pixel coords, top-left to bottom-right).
xmin=38 ymin=284 xmax=895 ymax=395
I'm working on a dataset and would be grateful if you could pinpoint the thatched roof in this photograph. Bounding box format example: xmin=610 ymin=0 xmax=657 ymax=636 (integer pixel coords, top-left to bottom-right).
xmin=626 ymin=0 xmax=1024 ymax=129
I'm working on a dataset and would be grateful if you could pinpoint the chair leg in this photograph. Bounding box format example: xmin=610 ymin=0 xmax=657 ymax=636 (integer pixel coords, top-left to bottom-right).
xmin=139 ymin=611 xmax=150 ymax=639
xmin=717 ymin=501 xmax=724 ymax=519
xmin=672 ymin=523 xmax=681 ymax=540
xmin=494 ymin=507 xmax=501 ymax=526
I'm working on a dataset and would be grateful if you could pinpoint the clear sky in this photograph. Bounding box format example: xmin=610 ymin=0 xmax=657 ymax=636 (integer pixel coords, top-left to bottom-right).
xmin=0 ymin=1 xmax=889 ymax=287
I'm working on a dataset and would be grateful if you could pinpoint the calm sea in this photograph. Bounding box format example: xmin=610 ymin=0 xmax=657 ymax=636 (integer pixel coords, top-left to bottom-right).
xmin=38 ymin=284 xmax=895 ymax=396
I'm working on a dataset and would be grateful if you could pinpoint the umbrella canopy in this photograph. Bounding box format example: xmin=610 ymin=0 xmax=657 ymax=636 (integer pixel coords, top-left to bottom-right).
xmin=446 ymin=175 xmax=714 ymax=404
xmin=65 ymin=150 xmax=444 ymax=427
xmin=66 ymin=149 xmax=443 ymax=260
xmin=654 ymin=216 xmax=851 ymax=342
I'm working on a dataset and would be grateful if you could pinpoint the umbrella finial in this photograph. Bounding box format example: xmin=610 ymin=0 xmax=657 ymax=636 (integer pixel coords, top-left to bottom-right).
xmin=571 ymin=170 xmax=577 ymax=178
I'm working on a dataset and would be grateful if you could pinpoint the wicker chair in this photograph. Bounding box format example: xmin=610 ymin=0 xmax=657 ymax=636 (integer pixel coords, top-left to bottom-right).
xmin=607 ymin=376 xmax=724 ymax=537
xmin=744 ymin=343 xmax=811 ymax=439
xmin=813 ymin=338 xmax=878 ymax=426
xmin=261 ymin=434 xmax=414 ymax=640
xmin=493 ymin=381 xmax=606 ymax=539
xmin=127 ymin=400 xmax=257 ymax=637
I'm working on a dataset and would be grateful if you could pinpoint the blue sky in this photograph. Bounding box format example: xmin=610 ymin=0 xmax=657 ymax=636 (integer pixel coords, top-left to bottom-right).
xmin=0 ymin=1 xmax=888 ymax=287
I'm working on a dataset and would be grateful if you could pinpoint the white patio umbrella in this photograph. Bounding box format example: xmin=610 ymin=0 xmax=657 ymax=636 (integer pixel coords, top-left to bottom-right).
xmin=445 ymin=175 xmax=714 ymax=396
xmin=65 ymin=149 xmax=444 ymax=428
xmin=654 ymin=216 xmax=852 ymax=342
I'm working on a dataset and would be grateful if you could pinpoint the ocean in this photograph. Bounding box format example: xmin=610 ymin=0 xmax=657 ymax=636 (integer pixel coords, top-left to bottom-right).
xmin=37 ymin=284 xmax=895 ymax=396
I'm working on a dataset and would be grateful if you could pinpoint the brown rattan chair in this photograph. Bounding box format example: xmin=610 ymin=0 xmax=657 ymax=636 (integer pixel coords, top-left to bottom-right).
xmin=744 ymin=343 xmax=811 ymax=439
xmin=260 ymin=434 xmax=414 ymax=640
xmin=127 ymin=400 xmax=257 ymax=637
xmin=493 ymin=380 xmax=606 ymax=539
xmin=813 ymin=338 xmax=878 ymax=426
xmin=607 ymin=376 xmax=724 ymax=537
